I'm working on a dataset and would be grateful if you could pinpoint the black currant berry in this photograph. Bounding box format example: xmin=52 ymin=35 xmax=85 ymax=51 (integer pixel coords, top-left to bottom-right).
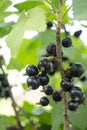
xmin=79 ymin=76 xmax=86 ymax=82
xmin=65 ymin=69 xmax=73 ymax=79
xmin=48 ymin=61 xmax=58 ymax=75
xmin=70 ymin=86 xmax=83 ymax=100
xmin=46 ymin=43 xmax=56 ymax=56
xmin=47 ymin=21 xmax=53 ymax=29
xmin=39 ymin=96 xmax=49 ymax=106
xmin=1 ymin=78 xmax=9 ymax=88
xmin=70 ymin=63 xmax=84 ymax=77
xmin=68 ymin=100 xmax=78 ymax=111
xmin=62 ymin=37 xmax=72 ymax=47
xmin=0 ymin=74 xmax=5 ymax=81
xmin=4 ymin=89 xmax=10 ymax=98
xmin=38 ymin=73 xmax=49 ymax=86
xmin=74 ymin=30 xmax=82 ymax=38
xmin=52 ymin=91 xmax=62 ymax=102
xmin=27 ymin=76 xmax=40 ymax=90
xmin=26 ymin=65 xmax=38 ymax=76
xmin=61 ymin=78 xmax=73 ymax=92
xmin=37 ymin=58 xmax=52 ymax=73
xmin=42 ymin=85 xmax=53 ymax=95
xmin=78 ymin=95 xmax=85 ymax=104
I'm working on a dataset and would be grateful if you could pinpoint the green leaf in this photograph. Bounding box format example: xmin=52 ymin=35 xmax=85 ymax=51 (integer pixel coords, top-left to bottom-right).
xmin=6 ymin=12 xmax=26 ymax=58
xmin=0 ymin=0 xmax=12 ymax=11
xmin=70 ymin=93 xmax=87 ymax=130
xmin=14 ymin=0 xmax=44 ymax=11
xmin=26 ymin=7 xmax=46 ymax=32
xmin=72 ymin=0 xmax=87 ymax=20
xmin=0 ymin=116 xmax=16 ymax=130
xmin=51 ymin=102 xmax=63 ymax=130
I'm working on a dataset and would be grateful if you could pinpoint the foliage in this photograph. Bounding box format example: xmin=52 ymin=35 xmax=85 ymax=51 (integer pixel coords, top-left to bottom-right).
xmin=0 ymin=0 xmax=87 ymax=130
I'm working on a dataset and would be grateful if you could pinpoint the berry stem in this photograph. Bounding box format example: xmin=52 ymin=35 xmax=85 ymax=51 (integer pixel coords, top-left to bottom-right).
xmin=56 ymin=1 xmax=70 ymax=130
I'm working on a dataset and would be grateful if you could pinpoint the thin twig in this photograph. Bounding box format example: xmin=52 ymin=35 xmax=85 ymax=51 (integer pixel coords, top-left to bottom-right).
xmin=56 ymin=1 xmax=70 ymax=130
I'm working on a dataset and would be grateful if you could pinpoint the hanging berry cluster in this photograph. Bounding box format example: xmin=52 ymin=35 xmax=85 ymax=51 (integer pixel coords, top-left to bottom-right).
xmin=0 ymin=74 xmax=10 ymax=98
xmin=25 ymin=29 xmax=85 ymax=112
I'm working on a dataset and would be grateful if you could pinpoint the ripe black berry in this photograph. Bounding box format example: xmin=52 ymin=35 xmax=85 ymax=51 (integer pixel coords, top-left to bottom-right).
xmin=68 ymin=100 xmax=78 ymax=111
xmin=78 ymin=95 xmax=85 ymax=104
xmin=46 ymin=43 xmax=56 ymax=56
xmin=74 ymin=30 xmax=82 ymax=38
xmin=39 ymin=96 xmax=49 ymax=106
xmin=37 ymin=58 xmax=52 ymax=73
xmin=48 ymin=61 xmax=58 ymax=75
xmin=62 ymin=37 xmax=72 ymax=47
xmin=47 ymin=21 xmax=53 ymax=29
xmin=52 ymin=91 xmax=62 ymax=102
xmin=1 ymin=78 xmax=9 ymax=88
xmin=61 ymin=78 xmax=73 ymax=92
xmin=38 ymin=73 xmax=49 ymax=86
xmin=70 ymin=63 xmax=84 ymax=77
xmin=65 ymin=69 xmax=73 ymax=79
xmin=70 ymin=86 xmax=83 ymax=100
xmin=4 ymin=89 xmax=10 ymax=98
xmin=26 ymin=65 xmax=38 ymax=76
xmin=27 ymin=76 xmax=40 ymax=90
xmin=42 ymin=85 xmax=53 ymax=95
xmin=79 ymin=76 xmax=86 ymax=82
xmin=0 ymin=74 xmax=5 ymax=81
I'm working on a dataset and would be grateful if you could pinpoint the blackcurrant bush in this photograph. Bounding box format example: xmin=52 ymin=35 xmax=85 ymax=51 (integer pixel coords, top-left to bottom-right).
xmin=1 ymin=78 xmax=9 ymax=88
xmin=52 ymin=91 xmax=62 ymax=102
xmin=37 ymin=58 xmax=52 ymax=73
xmin=46 ymin=43 xmax=56 ymax=56
xmin=27 ymin=76 xmax=40 ymax=90
xmin=26 ymin=65 xmax=38 ymax=76
xmin=68 ymin=100 xmax=78 ymax=111
xmin=70 ymin=63 xmax=84 ymax=77
xmin=38 ymin=73 xmax=49 ymax=86
xmin=61 ymin=78 xmax=73 ymax=92
xmin=42 ymin=85 xmax=53 ymax=95
xmin=47 ymin=21 xmax=53 ymax=29
xmin=39 ymin=96 xmax=49 ymax=106
xmin=74 ymin=30 xmax=82 ymax=38
xmin=62 ymin=37 xmax=72 ymax=47
xmin=70 ymin=86 xmax=83 ymax=100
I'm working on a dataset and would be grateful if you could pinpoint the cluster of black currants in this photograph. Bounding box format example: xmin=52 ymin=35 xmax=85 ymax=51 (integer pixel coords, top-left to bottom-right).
xmin=25 ymin=30 xmax=85 ymax=111
xmin=0 ymin=74 xmax=10 ymax=98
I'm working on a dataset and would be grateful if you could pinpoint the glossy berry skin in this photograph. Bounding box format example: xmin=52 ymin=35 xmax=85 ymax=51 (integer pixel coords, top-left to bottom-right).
xmin=38 ymin=73 xmax=49 ymax=86
xmin=70 ymin=86 xmax=83 ymax=100
xmin=61 ymin=78 xmax=73 ymax=92
xmin=1 ymin=78 xmax=9 ymax=88
xmin=38 ymin=58 xmax=52 ymax=73
xmin=62 ymin=37 xmax=72 ymax=47
xmin=42 ymin=85 xmax=53 ymax=95
xmin=27 ymin=76 xmax=40 ymax=90
xmin=52 ymin=91 xmax=62 ymax=102
xmin=46 ymin=43 xmax=56 ymax=56
xmin=47 ymin=21 xmax=53 ymax=29
xmin=40 ymin=96 xmax=49 ymax=106
xmin=70 ymin=63 xmax=84 ymax=77
xmin=26 ymin=65 xmax=38 ymax=76
xmin=74 ymin=30 xmax=82 ymax=38
xmin=48 ymin=61 xmax=58 ymax=75
xmin=68 ymin=100 xmax=78 ymax=111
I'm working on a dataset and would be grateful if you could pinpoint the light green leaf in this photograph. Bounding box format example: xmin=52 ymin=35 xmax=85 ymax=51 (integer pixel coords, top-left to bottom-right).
xmin=6 ymin=12 xmax=26 ymax=58
xmin=51 ymin=102 xmax=63 ymax=130
xmin=26 ymin=7 xmax=46 ymax=32
xmin=72 ymin=0 xmax=87 ymax=20
xmin=0 ymin=116 xmax=16 ymax=130
xmin=14 ymin=0 xmax=44 ymax=11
